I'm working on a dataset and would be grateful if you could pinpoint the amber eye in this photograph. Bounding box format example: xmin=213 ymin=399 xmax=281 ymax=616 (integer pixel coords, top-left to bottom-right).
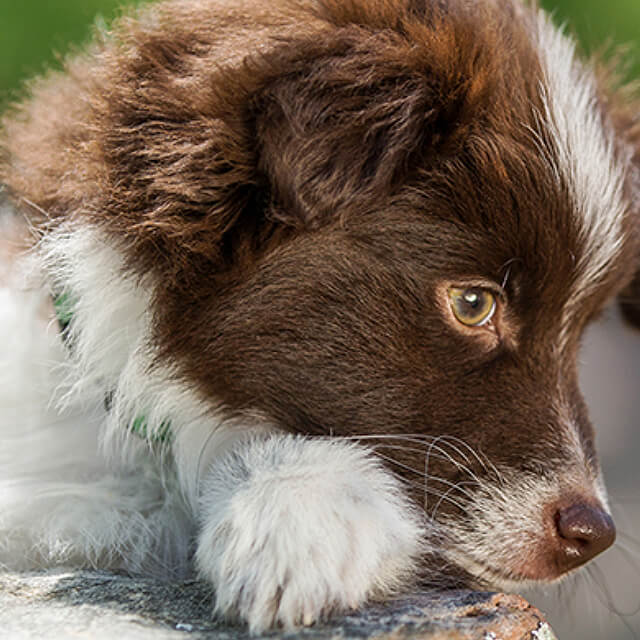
xmin=448 ymin=287 xmax=496 ymax=327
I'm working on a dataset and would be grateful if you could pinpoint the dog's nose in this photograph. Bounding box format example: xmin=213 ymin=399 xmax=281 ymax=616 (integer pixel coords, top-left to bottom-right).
xmin=554 ymin=503 xmax=616 ymax=571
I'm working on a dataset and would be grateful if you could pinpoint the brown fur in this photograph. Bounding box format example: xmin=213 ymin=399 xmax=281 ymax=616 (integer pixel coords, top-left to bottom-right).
xmin=2 ymin=0 xmax=640 ymax=588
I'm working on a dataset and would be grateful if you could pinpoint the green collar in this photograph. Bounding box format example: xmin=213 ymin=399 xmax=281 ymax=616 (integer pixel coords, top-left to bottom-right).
xmin=53 ymin=292 xmax=173 ymax=444
xmin=53 ymin=292 xmax=75 ymax=334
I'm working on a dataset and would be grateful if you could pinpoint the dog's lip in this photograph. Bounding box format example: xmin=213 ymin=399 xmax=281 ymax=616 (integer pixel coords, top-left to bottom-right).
xmin=447 ymin=552 xmax=566 ymax=591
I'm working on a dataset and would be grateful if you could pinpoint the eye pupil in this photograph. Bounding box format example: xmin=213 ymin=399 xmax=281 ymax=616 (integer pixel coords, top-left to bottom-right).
xmin=463 ymin=292 xmax=479 ymax=307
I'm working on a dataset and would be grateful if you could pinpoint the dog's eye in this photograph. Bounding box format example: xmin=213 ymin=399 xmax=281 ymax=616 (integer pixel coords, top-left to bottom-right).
xmin=448 ymin=287 xmax=496 ymax=327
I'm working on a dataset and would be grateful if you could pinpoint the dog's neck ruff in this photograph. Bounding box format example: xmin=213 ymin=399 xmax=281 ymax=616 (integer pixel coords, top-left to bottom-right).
xmin=53 ymin=291 xmax=173 ymax=444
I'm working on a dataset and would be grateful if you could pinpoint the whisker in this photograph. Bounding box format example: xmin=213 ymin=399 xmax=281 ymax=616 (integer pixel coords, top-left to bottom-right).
xmin=338 ymin=433 xmax=500 ymax=473
xmin=373 ymin=451 xmax=469 ymax=513
xmin=190 ymin=408 xmax=233 ymax=495
xmin=366 ymin=441 xmax=486 ymax=512
xmin=425 ymin=434 xmax=471 ymax=473
xmin=429 ymin=480 xmax=479 ymax=522
xmin=585 ymin=563 xmax=640 ymax=626
xmin=336 ymin=432 xmax=511 ymax=518
xmin=367 ymin=442 xmax=482 ymax=477
xmin=194 ymin=431 xmax=219 ymax=495
xmin=337 ymin=433 xmax=487 ymax=485
xmin=615 ymin=538 xmax=640 ymax=571
xmin=616 ymin=531 xmax=640 ymax=553
xmin=424 ymin=436 xmax=488 ymax=511
xmin=438 ymin=435 xmax=489 ymax=473
xmin=18 ymin=196 xmax=54 ymax=222
xmin=438 ymin=435 xmax=508 ymax=493
xmin=426 ymin=439 xmax=482 ymax=483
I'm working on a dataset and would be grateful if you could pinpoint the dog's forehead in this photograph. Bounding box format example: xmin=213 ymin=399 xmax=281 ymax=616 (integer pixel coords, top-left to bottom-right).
xmin=396 ymin=9 xmax=632 ymax=324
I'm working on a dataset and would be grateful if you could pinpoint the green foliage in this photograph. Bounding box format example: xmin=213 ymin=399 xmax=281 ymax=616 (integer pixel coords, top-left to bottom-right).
xmin=0 ymin=0 xmax=137 ymax=106
xmin=0 ymin=1 xmax=638 ymax=105
xmin=540 ymin=0 xmax=640 ymax=78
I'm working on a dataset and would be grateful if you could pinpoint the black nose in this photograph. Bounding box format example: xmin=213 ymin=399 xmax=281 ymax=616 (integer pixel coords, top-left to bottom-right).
xmin=555 ymin=503 xmax=616 ymax=571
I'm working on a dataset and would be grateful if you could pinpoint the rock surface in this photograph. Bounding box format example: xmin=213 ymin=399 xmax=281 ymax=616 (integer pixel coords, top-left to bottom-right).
xmin=0 ymin=570 xmax=557 ymax=640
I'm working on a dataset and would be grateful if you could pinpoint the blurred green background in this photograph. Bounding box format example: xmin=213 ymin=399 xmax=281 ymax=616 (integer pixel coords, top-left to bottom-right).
xmin=0 ymin=0 xmax=133 ymax=106
xmin=1 ymin=0 xmax=640 ymax=107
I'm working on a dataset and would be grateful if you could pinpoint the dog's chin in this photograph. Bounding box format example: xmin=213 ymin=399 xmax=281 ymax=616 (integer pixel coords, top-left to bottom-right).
xmin=439 ymin=553 xmax=578 ymax=594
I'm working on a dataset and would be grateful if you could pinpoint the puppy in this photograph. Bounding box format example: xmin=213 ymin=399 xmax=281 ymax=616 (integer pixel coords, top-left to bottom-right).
xmin=1 ymin=0 xmax=639 ymax=632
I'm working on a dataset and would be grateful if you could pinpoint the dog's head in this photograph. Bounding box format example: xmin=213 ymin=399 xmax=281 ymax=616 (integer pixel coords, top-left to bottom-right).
xmin=3 ymin=0 xmax=640 ymax=590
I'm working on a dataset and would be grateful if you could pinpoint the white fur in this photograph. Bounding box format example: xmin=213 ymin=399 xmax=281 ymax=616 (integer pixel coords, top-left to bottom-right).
xmin=551 ymin=393 xmax=611 ymax=510
xmin=533 ymin=12 xmax=628 ymax=336
xmin=443 ymin=467 xmax=610 ymax=591
xmin=38 ymin=223 xmax=270 ymax=507
xmin=0 ymin=238 xmax=193 ymax=576
xmin=196 ymin=435 xmax=426 ymax=633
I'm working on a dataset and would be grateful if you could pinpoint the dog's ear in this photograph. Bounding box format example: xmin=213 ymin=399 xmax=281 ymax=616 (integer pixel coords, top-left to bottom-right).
xmin=252 ymin=20 xmax=498 ymax=229
xmin=611 ymin=134 xmax=640 ymax=331
xmin=1 ymin=4 xmax=502 ymax=279
xmin=596 ymin=62 xmax=640 ymax=330
xmin=100 ymin=13 xmax=500 ymax=272
xmin=617 ymin=134 xmax=640 ymax=330
xmin=619 ymin=269 xmax=640 ymax=327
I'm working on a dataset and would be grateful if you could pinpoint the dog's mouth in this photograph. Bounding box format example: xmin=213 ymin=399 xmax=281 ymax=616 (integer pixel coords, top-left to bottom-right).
xmin=444 ymin=504 xmax=616 ymax=591
xmin=445 ymin=553 xmax=560 ymax=592
xmin=429 ymin=465 xmax=617 ymax=591
xmin=421 ymin=543 xmax=584 ymax=595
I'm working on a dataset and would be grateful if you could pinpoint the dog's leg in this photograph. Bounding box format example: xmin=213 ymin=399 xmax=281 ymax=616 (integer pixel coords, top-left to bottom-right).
xmin=195 ymin=434 xmax=425 ymax=633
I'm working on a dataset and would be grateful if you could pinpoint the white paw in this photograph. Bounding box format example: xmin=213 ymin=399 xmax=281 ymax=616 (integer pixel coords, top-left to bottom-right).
xmin=196 ymin=435 xmax=425 ymax=633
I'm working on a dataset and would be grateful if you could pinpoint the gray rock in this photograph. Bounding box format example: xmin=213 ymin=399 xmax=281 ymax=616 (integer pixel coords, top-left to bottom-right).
xmin=0 ymin=570 xmax=557 ymax=640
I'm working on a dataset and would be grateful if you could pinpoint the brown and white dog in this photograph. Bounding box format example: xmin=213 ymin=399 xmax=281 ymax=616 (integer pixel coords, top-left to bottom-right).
xmin=1 ymin=0 xmax=639 ymax=632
